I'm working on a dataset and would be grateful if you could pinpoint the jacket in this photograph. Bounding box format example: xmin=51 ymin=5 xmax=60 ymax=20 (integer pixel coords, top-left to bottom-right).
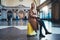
xmin=28 ymin=9 xmax=38 ymax=31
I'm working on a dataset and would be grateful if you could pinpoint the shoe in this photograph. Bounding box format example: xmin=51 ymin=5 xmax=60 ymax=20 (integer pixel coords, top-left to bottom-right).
xmin=39 ymin=34 xmax=45 ymax=37
xmin=46 ymin=32 xmax=52 ymax=35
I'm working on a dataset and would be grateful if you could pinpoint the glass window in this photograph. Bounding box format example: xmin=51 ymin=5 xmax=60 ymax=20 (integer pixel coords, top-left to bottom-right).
xmin=40 ymin=6 xmax=52 ymax=19
xmin=40 ymin=0 xmax=46 ymax=4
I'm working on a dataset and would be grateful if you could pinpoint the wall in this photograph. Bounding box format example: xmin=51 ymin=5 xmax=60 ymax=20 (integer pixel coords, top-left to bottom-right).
xmin=52 ymin=2 xmax=60 ymax=20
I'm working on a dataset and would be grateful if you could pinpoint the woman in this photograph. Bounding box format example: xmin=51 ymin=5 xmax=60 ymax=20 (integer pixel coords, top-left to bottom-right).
xmin=28 ymin=3 xmax=38 ymax=32
xmin=29 ymin=3 xmax=51 ymax=37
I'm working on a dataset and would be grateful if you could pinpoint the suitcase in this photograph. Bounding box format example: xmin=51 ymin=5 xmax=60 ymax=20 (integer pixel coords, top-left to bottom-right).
xmin=27 ymin=22 xmax=37 ymax=35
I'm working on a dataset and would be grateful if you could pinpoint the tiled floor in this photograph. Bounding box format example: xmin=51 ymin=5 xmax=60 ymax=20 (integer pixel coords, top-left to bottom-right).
xmin=0 ymin=27 xmax=27 ymax=40
xmin=0 ymin=20 xmax=60 ymax=40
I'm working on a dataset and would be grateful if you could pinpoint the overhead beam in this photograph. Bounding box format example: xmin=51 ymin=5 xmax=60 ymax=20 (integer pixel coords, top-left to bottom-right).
xmin=37 ymin=0 xmax=51 ymax=9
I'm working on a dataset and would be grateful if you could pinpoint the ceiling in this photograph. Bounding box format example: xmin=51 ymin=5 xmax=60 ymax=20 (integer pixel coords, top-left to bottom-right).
xmin=1 ymin=0 xmax=40 ymax=7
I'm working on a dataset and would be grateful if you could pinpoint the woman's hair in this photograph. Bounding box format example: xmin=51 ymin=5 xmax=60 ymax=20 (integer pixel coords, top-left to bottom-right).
xmin=31 ymin=2 xmax=36 ymax=9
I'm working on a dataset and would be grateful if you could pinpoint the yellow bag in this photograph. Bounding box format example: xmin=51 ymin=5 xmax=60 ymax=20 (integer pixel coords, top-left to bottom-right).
xmin=27 ymin=22 xmax=36 ymax=35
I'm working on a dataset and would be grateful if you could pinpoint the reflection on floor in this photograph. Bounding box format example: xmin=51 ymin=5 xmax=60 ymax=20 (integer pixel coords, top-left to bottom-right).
xmin=0 ymin=20 xmax=28 ymax=26
xmin=0 ymin=20 xmax=60 ymax=40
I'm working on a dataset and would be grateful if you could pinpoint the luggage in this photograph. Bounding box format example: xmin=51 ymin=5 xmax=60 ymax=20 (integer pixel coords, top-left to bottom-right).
xmin=27 ymin=22 xmax=37 ymax=35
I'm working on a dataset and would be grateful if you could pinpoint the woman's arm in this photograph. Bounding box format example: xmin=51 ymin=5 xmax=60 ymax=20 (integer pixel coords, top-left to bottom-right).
xmin=29 ymin=10 xmax=37 ymax=18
